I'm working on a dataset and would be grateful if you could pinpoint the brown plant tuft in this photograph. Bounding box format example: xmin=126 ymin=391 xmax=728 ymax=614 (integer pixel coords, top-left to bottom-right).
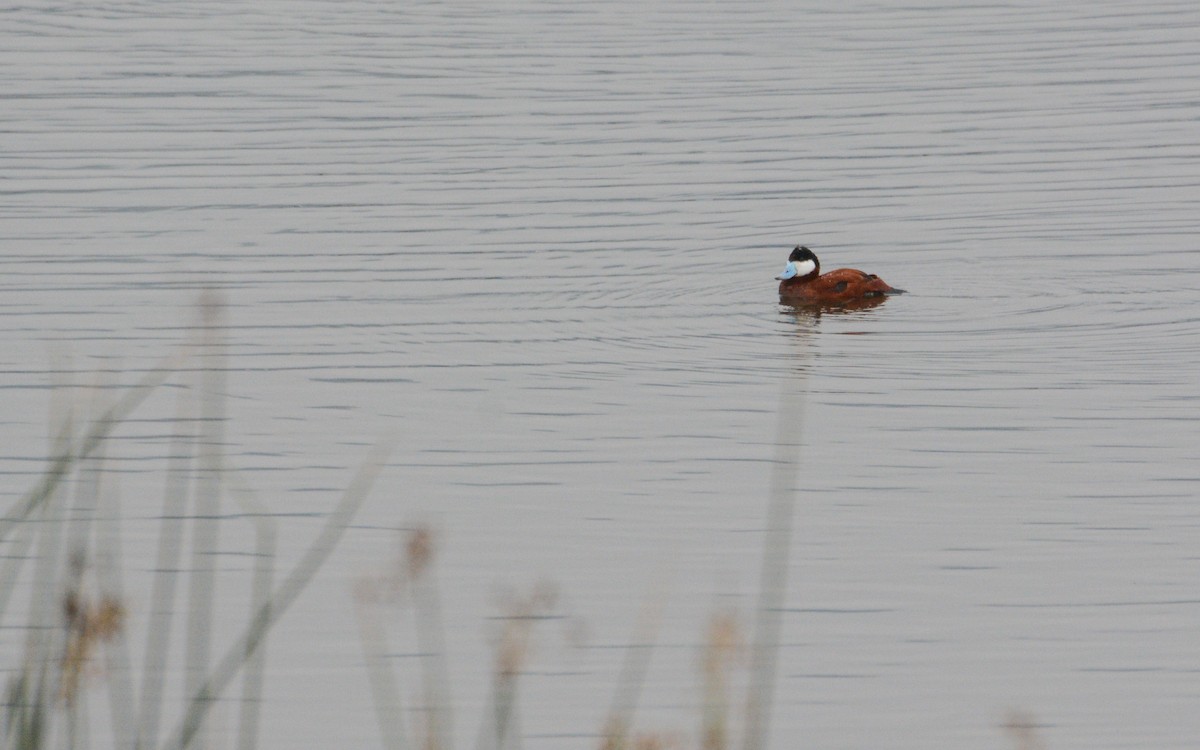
xmin=60 ymin=593 xmax=126 ymax=704
xmin=407 ymin=526 xmax=434 ymax=581
xmin=1002 ymin=710 xmax=1047 ymax=750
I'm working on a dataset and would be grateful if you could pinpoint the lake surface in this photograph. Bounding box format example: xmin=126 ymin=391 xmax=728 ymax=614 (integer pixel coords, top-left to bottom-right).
xmin=3 ymin=1 xmax=1199 ymax=748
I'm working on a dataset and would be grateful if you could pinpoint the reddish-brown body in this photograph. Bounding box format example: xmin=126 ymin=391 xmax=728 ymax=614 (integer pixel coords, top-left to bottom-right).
xmin=778 ymin=267 xmax=897 ymax=304
xmin=775 ymin=245 xmax=902 ymax=306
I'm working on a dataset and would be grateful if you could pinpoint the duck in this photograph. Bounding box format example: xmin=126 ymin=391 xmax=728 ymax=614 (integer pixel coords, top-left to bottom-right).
xmin=776 ymin=245 xmax=904 ymax=305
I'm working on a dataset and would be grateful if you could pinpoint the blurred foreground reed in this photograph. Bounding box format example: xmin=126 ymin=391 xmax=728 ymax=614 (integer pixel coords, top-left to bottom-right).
xmin=2 ymin=297 xmax=1043 ymax=750
xmin=1 ymin=295 xmax=388 ymax=750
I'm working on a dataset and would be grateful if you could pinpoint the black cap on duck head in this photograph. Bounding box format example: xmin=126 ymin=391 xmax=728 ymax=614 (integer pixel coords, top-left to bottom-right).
xmin=788 ymin=245 xmax=818 ymax=264
xmin=776 ymin=245 xmax=820 ymax=280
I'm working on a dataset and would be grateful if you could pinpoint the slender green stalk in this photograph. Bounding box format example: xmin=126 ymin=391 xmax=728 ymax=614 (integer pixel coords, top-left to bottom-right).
xmin=94 ymin=450 xmax=136 ymax=750
xmin=476 ymin=585 xmax=555 ymax=750
xmin=135 ymin=390 xmax=195 ymax=750
xmin=409 ymin=529 xmax=452 ymax=750
xmin=743 ymin=379 xmax=805 ymax=750
xmin=598 ymin=581 xmax=667 ymax=750
xmin=355 ymin=583 xmax=410 ymax=750
xmin=0 ymin=518 xmax=38 ymax=629
xmin=233 ymin=487 xmax=276 ymax=750
xmin=162 ymin=444 xmax=392 ymax=750
xmin=183 ymin=294 xmax=226 ymax=750
xmin=19 ymin=415 xmax=75 ymax=750
xmin=0 ymin=359 xmax=177 ymax=547
xmin=490 ymin=672 xmax=519 ymax=750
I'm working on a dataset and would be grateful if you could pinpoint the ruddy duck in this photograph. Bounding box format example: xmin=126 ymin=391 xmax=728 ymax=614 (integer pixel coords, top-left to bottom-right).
xmin=776 ymin=246 xmax=903 ymax=305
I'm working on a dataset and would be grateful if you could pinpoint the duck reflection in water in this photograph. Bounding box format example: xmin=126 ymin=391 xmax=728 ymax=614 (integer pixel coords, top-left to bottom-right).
xmin=775 ymin=245 xmax=904 ymax=309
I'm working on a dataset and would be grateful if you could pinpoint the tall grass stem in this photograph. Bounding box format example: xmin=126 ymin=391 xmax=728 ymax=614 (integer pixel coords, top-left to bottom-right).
xmin=163 ymin=443 xmax=391 ymax=750
xmin=743 ymin=377 xmax=805 ymax=750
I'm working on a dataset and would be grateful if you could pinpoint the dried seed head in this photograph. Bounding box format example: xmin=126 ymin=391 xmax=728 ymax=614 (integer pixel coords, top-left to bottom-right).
xmin=407 ymin=527 xmax=434 ymax=580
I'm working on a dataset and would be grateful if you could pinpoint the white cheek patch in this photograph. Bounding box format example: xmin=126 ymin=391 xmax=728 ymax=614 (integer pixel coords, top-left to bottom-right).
xmin=791 ymin=259 xmax=816 ymax=277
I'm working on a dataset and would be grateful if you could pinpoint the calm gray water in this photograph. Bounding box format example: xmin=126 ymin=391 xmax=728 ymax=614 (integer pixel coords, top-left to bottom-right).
xmin=4 ymin=1 xmax=1200 ymax=748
